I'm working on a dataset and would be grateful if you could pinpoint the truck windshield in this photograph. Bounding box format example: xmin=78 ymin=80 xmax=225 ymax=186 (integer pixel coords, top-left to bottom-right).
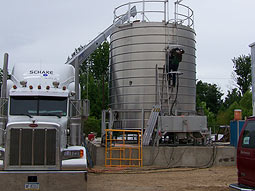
xmin=242 ymin=120 xmax=255 ymax=148
xmin=10 ymin=96 xmax=67 ymax=117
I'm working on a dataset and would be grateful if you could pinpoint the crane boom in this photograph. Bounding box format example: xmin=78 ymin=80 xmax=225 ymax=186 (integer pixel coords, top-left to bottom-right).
xmin=66 ymin=6 xmax=137 ymax=66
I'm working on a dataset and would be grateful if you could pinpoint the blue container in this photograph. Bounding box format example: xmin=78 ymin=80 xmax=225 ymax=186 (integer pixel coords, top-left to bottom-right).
xmin=230 ymin=120 xmax=245 ymax=147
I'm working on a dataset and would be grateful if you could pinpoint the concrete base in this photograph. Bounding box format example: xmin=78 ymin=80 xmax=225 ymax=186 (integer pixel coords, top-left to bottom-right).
xmin=88 ymin=141 xmax=236 ymax=167
xmin=143 ymin=145 xmax=235 ymax=167
xmin=87 ymin=141 xmax=105 ymax=166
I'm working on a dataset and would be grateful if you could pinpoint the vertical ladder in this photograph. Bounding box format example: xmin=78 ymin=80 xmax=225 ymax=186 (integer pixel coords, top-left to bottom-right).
xmin=159 ymin=66 xmax=172 ymax=115
xmin=142 ymin=105 xmax=161 ymax=146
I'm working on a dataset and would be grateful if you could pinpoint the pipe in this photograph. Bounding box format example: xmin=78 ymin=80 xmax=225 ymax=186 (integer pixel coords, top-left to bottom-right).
xmin=164 ymin=1 xmax=166 ymax=22
xmin=142 ymin=0 xmax=145 ymax=22
xmin=74 ymin=58 xmax=79 ymax=100
xmin=249 ymin=42 xmax=255 ymax=116
xmin=1 ymin=53 xmax=8 ymax=98
xmin=0 ymin=53 xmax=8 ymax=147
xmin=128 ymin=3 xmax=131 ymax=23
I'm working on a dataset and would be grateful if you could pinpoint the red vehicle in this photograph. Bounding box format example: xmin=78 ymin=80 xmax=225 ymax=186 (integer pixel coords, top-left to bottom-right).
xmin=230 ymin=117 xmax=255 ymax=191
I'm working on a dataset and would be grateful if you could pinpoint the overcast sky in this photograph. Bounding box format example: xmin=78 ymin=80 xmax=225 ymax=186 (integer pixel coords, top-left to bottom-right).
xmin=1 ymin=0 xmax=255 ymax=96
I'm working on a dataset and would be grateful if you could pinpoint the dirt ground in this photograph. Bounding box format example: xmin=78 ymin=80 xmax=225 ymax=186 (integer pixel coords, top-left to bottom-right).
xmin=88 ymin=166 xmax=237 ymax=191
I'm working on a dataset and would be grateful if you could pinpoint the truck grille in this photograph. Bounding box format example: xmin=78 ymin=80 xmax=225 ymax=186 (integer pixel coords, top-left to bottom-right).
xmin=9 ymin=128 xmax=57 ymax=166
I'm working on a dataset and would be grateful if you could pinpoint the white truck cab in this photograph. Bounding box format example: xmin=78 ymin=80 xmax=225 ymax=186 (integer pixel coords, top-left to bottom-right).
xmin=0 ymin=62 xmax=88 ymax=191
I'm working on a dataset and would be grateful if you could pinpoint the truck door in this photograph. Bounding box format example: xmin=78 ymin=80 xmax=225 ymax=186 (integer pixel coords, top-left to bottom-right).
xmin=237 ymin=119 xmax=255 ymax=187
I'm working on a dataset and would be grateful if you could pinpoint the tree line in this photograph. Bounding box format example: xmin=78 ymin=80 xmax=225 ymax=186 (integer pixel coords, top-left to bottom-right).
xmin=197 ymin=55 xmax=252 ymax=132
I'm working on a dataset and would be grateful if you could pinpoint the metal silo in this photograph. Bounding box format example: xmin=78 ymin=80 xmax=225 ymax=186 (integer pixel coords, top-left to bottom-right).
xmin=107 ymin=1 xmax=207 ymax=145
xmin=109 ymin=1 xmax=195 ymax=128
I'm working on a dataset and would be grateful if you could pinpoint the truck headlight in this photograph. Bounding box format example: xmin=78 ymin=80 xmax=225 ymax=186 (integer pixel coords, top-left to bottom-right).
xmin=62 ymin=150 xmax=84 ymax=160
xmin=0 ymin=150 xmax=4 ymax=160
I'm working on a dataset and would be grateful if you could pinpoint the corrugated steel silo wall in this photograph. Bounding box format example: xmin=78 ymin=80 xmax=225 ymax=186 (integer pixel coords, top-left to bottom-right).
xmin=109 ymin=22 xmax=196 ymax=129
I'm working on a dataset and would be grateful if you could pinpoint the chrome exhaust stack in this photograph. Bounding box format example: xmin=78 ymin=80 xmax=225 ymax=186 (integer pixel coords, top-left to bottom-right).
xmin=1 ymin=53 xmax=8 ymax=99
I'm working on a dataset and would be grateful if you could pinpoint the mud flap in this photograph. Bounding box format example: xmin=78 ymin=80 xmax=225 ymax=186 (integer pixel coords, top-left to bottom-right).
xmin=0 ymin=171 xmax=87 ymax=191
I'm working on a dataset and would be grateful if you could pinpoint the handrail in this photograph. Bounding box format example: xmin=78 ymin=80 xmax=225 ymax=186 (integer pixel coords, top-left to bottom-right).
xmin=114 ymin=0 xmax=194 ymax=28
xmin=114 ymin=0 xmax=168 ymax=23
xmin=173 ymin=1 xmax=194 ymax=28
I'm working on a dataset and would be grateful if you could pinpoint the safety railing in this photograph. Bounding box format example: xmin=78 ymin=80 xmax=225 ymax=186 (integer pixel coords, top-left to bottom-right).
xmin=172 ymin=0 xmax=194 ymax=28
xmin=114 ymin=0 xmax=169 ymax=23
xmin=105 ymin=129 xmax=143 ymax=167
xmin=101 ymin=108 xmax=150 ymax=134
xmin=113 ymin=0 xmax=194 ymax=28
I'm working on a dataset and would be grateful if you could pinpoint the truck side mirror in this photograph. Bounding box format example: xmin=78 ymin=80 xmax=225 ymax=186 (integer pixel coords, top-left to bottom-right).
xmin=82 ymin=99 xmax=90 ymax=117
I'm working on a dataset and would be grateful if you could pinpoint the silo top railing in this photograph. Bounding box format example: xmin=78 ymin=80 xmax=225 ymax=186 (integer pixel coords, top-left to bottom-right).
xmin=172 ymin=1 xmax=194 ymax=28
xmin=114 ymin=1 xmax=169 ymax=23
xmin=113 ymin=0 xmax=194 ymax=28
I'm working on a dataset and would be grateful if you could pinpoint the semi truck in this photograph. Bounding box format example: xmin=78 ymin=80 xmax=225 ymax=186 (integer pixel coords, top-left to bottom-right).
xmin=0 ymin=54 xmax=89 ymax=191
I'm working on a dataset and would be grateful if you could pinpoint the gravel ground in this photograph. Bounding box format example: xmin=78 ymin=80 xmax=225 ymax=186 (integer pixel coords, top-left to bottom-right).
xmin=88 ymin=166 xmax=237 ymax=191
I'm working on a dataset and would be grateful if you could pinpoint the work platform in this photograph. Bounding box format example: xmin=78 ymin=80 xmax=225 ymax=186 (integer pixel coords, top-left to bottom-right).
xmin=87 ymin=140 xmax=236 ymax=167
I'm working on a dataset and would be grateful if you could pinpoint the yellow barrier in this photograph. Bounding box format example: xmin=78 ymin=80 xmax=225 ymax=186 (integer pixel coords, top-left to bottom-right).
xmin=105 ymin=129 xmax=143 ymax=167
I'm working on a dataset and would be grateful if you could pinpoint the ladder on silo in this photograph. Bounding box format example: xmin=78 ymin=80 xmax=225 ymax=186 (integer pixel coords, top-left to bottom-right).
xmin=142 ymin=105 xmax=161 ymax=146
xmin=159 ymin=66 xmax=172 ymax=115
